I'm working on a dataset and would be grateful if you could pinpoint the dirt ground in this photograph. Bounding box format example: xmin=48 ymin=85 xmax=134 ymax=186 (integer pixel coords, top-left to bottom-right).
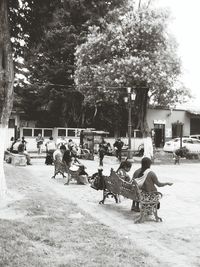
xmin=1 ymin=156 xmax=200 ymax=267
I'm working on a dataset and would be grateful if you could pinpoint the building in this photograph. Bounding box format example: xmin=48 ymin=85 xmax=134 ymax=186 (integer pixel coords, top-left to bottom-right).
xmin=147 ymin=107 xmax=200 ymax=147
xmin=7 ymin=106 xmax=200 ymax=150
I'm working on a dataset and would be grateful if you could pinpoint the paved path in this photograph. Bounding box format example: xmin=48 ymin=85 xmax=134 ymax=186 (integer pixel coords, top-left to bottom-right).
xmin=4 ymin=158 xmax=200 ymax=267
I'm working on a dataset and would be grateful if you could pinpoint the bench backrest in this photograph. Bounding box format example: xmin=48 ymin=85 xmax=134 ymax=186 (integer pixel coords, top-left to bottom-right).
xmin=104 ymin=169 xmax=140 ymax=201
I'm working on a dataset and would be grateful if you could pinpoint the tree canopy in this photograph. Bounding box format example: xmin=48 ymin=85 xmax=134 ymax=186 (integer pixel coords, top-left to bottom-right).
xmin=12 ymin=0 xmax=128 ymax=127
xmin=75 ymin=4 xmax=188 ymax=133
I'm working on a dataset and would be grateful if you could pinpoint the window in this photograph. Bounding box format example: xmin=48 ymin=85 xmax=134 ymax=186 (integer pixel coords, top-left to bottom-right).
xmin=58 ymin=129 xmax=66 ymax=137
xmin=34 ymin=129 xmax=42 ymax=137
xmin=67 ymin=129 xmax=76 ymax=137
xmin=172 ymin=123 xmax=183 ymax=139
xmin=134 ymin=130 xmax=142 ymax=138
xmin=192 ymin=140 xmax=200 ymax=144
xmin=44 ymin=129 xmax=53 ymax=137
xmin=23 ymin=128 xmax=32 ymax=137
xmin=183 ymin=139 xmax=193 ymax=144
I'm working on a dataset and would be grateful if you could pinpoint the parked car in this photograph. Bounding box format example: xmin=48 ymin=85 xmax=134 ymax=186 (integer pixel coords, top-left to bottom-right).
xmin=163 ymin=137 xmax=200 ymax=153
xmin=189 ymin=134 xmax=200 ymax=140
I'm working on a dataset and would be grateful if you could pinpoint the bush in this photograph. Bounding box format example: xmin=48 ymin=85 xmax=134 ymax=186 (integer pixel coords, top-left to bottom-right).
xmin=175 ymin=147 xmax=189 ymax=158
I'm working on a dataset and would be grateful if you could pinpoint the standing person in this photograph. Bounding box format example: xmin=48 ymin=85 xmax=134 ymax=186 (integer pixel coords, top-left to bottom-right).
xmin=98 ymin=144 xmax=105 ymax=167
xmin=106 ymin=143 xmax=113 ymax=156
xmin=57 ymin=136 xmax=67 ymax=148
xmin=36 ymin=133 xmax=44 ymax=154
xmin=79 ymin=130 xmax=84 ymax=147
xmin=21 ymin=136 xmax=27 ymax=150
xmin=45 ymin=137 xmax=56 ymax=165
xmin=68 ymin=139 xmax=78 ymax=158
xmin=113 ymin=138 xmax=124 ymax=161
xmin=60 ymin=145 xmax=72 ymax=185
xmin=131 ymin=157 xmax=173 ymax=212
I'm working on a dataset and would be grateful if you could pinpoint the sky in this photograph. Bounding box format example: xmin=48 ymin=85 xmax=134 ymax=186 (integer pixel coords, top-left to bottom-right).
xmin=156 ymin=0 xmax=200 ymax=108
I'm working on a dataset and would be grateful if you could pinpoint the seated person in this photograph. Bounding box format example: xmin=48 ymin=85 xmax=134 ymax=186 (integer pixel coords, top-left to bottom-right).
xmin=7 ymin=137 xmax=14 ymax=151
xmin=77 ymin=165 xmax=88 ymax=185
xmin=18 ymin=143 xmax=32 ymax=165
xmin=131 ymin=157 xmax=173 ymax=212
xmin=11 ymin=138 xmax=21 ymax=154
xmin=116 ymin=160 xmax=132 ymax=182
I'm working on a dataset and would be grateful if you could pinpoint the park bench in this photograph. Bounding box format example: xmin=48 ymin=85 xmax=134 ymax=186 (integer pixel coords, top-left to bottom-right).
xmin=51 ymin=158 xmax=84 ymax=184
xmin=99 ymin=169 xmax=162 ymax=223
xmin=4 ymin=151 xmax=27 ymax=166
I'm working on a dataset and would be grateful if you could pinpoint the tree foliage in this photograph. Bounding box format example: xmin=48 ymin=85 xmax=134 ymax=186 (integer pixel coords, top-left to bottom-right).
xmin=12 ymin=0 xmax=128 ymax=127
xmin=75 ymin=4 xmax=187 ymax=133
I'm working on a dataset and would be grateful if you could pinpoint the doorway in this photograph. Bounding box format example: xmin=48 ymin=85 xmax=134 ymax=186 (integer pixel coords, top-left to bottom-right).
xmin=154 ymin=124 xmax=165 ymax=148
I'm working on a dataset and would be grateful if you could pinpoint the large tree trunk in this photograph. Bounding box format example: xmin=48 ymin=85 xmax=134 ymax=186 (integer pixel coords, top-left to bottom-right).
xmin=0 ymin=0 xmax=14 ymax=200
xmin=135 ymin=87 xmax=153 ymax=159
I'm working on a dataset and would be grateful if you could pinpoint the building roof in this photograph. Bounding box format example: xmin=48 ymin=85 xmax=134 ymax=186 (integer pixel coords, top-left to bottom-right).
xmin=186 ymin=109 xmax=200 ymax=115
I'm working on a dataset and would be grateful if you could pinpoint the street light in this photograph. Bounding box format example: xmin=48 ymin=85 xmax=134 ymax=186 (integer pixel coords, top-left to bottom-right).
xmin=124 ymin=87 xmax=136 ymax=159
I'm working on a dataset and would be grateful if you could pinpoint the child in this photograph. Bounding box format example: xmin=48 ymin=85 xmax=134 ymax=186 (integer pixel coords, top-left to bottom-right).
xmin=116 ymin=160 xmax=132 ymax=182
xmin=116 ymin=161 xmax=132 ymax=203
xmin=77 ymin=165 xmax=88 ymax=185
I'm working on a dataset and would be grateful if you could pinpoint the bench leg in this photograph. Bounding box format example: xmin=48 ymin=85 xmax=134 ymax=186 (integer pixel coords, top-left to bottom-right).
xmin=64 ymin=172 xmax=71 ymax=185
xmin=134 ymin=210 xmax=145 ymax=224
xmin=51 ymin=171 xmax=66 ymax=179
xmin=134 ymin=203 xmax=150 ymax=223
xmin=135 ymin=203 xmax=162 ymax=223
xmin=99 ymin=190 xmax=118 ymax=204
xmin=153 ymin=206 xmax=162 ymax=222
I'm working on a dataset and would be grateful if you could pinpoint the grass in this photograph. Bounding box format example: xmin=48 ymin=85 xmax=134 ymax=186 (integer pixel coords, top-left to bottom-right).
xmin=0 ymin=165 xmax=153 ymax=267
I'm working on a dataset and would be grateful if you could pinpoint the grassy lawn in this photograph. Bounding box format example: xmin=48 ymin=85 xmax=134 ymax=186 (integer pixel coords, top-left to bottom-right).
xmin=0 ymin=165 xmax=152 ymax=267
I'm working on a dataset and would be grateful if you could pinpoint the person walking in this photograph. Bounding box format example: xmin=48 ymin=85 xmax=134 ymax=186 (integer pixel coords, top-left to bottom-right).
xmin=113 ymin=138 xmax=124 ymax=161
xmin=36 ymin=133 xmax=44 ymax=154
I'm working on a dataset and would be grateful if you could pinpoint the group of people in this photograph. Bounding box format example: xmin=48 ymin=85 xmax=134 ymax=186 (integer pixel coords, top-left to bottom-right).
xmin=8 ymin=136 xmax=31 ymax=165
xmin=44 ymin=136 xmax=79 ymax=165
xmin=53 ymin=144 xmax=88 ymax=185
xmin=116 ymin=157 xmax=173 ymax=212
xmin=98 ymin=137 xmax=124 ymax=166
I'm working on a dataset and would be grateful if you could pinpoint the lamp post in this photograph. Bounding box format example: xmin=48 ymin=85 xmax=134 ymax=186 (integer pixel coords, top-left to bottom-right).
xmin=124 ymin=87 xmax=136 ymax=159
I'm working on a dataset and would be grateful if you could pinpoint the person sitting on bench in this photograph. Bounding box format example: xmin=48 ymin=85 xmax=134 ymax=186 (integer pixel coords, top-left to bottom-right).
xmin=131 ymin=157 xmax=173 ymax=212
xmin=18 ymin=142 xmax=32 ymax=165
xmin=116 ymin=160 xmax=132 ymax=182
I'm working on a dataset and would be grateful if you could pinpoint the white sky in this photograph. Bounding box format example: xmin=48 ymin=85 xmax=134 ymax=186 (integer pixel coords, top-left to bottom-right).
xmin=156 ymin=0 xmax=200 ymax=108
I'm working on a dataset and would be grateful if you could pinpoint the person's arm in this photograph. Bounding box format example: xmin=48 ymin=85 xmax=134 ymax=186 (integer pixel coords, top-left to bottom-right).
xmin=151 ymin=172 xmax=173 ymax=187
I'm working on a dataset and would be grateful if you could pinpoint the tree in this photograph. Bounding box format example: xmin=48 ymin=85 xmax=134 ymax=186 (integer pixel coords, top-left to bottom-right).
xmin=16 ymin=0 xmax=128 ymax=127
xmin=75 ymin=4 xmax=186 ymax=136
xmin=0 ymin=0 xmax=14 ymax=199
